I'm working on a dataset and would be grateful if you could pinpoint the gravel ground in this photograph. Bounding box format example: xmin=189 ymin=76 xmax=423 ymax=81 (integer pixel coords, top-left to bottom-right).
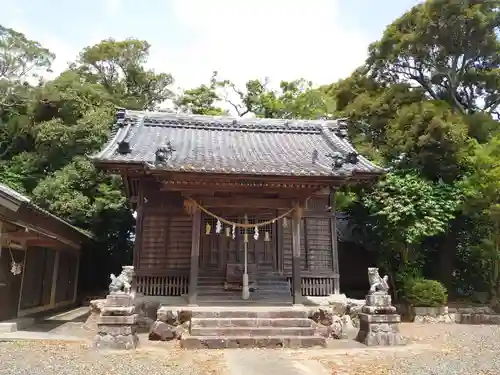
xmin=0 ymin=340 xmax=227 ymax=375
xmin=1 ymin=323 xmax=500 ymax=375
xmin=307 ymin=323 xmax=500 ymax=375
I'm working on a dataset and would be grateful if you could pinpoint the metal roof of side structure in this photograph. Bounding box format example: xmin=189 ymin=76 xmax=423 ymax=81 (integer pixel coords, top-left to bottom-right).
xmin=93 ymin=109 xmax=385 ymax=177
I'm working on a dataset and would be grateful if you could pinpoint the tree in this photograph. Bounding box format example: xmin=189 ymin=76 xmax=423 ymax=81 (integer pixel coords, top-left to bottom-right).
xmin=219 ymin=77 xmax=335 ymax=119
xmin=356 ymin=172 xmax=462 ymax=298
xmin=0 ymin=25 xmax=54 ymax=82
xmin=75 ymin=39 xmax=174 ymax=110
xmin=367 ymin=1 xmax=500 ymax=118
xmin=174 ymin=71 xmax=227 ymax=115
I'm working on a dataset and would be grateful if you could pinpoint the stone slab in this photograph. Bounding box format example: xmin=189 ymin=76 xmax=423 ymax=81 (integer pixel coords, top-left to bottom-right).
xmin=97 ymin=314 xmax=138 ymax=325
xmin=191 ymin=309 xmax=308 ymax=319
xmin=356 ymin=329 xmax=406 ymax=346
xmin=362 ymin=305 xmax=397 ymax=314
xmin=181 ymin=335 xmax=326 ymax=349
xmin=191 ymin=318 xmax=314 ymax=328
xmin=190 ymin=327 xmax=316 ymax=337
xmin=98 ymin=324 xmax=138 ymax=336
xmin=0 ymin=317 xmax=35 ymax=333
xmin=100 ymin=306 xmax=136 ymax=316
xmin=105 ymin=293 xmax=134 ymax=307
xmin=413 ymin=306 xmax=448 ymax=316
xmin=358 ymin=313 xmax=401 ymax=323
xmin=365 ymin=294 xmax=392 ymax=307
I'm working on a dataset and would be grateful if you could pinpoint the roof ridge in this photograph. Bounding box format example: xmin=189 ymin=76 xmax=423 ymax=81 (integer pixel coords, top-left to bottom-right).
xmin=124 ymin=109 xmax=341 ymax=133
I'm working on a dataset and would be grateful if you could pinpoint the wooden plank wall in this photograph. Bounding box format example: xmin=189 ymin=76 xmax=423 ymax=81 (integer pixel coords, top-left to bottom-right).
xmin=54 ymin=251 xmax=78 ymax=304
xmin=20 ymin=247 xmax=56 ymax=309
xmin=137 ymin=183 xmax=193 ymax=275
xmin=281 ymin=196 xmax=334 ymax=276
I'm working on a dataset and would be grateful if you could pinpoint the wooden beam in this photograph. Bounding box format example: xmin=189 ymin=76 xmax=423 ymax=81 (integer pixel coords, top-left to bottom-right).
xmin=329 ymin=188 xmax=340 ymax=294
xmin=187 ymin=208 xmax=202 ymax=305
xmin=291 ymin=205 xmax=303 ymax=305
xmin=198 ymin=197 xmax=294 ymax=209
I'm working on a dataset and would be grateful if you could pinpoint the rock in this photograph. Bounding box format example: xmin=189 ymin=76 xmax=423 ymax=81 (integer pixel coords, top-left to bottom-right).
xmin=331 ymin=315 xmax=343 ymax=339
xmin=135 ymin=301 xmax=155 ymax=329
xmin=303 ymin=294 xmax=348 ymax=316
xmin=327 ymin=294 xmax=348 ymax=316
xmin=311 ymin=307 xmax=335 ymax=326
xmin=83 ymin=299 xmax=106 ymax=331
xmin=149 ymin=321 xmax=182 ymax=341
xmin=157 ymin=307 xmax=181 ymax=325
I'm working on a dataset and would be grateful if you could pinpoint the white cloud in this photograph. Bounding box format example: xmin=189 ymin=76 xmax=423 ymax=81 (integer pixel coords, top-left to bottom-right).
xmin=2 ymin=0 xmax=370 ymax=95
xmin=149 ymin=0 xmax=369 ymax=90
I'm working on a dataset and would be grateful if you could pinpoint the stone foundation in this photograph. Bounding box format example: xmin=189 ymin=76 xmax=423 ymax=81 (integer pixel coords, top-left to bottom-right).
xmin=413 ymin=305 xmax=500 ymax=324
xmin=356 ymin=293 xmax=406 ymax=346
xmin=94 ymin=293 xmax=139 ymax=350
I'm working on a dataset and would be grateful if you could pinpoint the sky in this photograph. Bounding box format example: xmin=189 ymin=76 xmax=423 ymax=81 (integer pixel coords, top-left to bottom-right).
xmin=0 ymin=0 xmax=422 ymax=91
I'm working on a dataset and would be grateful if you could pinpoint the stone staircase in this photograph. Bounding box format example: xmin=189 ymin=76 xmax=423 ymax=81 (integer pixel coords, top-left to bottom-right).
xmin=196 ymin=271 xmax=292 ymax=304
xmin=181 ymin=307 xmax=326 ymax=349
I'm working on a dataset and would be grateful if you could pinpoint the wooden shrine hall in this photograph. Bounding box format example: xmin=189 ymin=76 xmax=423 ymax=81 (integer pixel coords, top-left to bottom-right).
xmin=93 ymin=109 xmax=384 ymax=305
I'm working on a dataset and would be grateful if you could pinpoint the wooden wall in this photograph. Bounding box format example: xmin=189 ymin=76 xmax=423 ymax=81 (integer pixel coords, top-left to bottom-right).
xmin=0 ymin=248 xmax=24 ymax=321
xmin=20 ymin=247 xmax=56 ymax=310
xmin=280 ymin=196 xmax=335 ymax=276
xmin=136 ymin=188 xmax=336 ymax=278
xmin=136 ymin=184 xmax=193 ymax=275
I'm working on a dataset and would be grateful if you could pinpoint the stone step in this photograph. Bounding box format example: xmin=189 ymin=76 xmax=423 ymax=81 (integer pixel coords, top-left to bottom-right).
xmin=191 ymin=308 xmax=307 ymax=319
xmin=181 ymin=335 xmax=326 ymax=349
xmin=191 ymin=317 xmax=314 ymax=328
xmin=190 ymin=327 xmax=315 ymax=337
xmin=197 ymin=288 xmax=291 ymax=296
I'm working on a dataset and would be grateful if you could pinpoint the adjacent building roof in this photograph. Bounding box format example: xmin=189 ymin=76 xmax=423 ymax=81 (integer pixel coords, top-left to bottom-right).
xmin=93 ymin=109 xmax=384 ymax=177
xmin=0 ymin=183 xmax=92 ymax=248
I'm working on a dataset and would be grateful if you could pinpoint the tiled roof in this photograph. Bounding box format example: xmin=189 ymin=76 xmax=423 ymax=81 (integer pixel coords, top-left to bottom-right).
xmin=0 ymin=183 xmax=92 ymax=241
xmin=93 ymin=109 xmax=385 ymax=177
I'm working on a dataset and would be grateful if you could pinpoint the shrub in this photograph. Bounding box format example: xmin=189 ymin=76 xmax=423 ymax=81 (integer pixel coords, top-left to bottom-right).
xmin=407 ymin=279 xmax=448 ymax=307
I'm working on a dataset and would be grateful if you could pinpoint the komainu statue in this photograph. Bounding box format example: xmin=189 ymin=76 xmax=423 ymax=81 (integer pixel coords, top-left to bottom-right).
xmin=109 ymin=266 xmax=135 ymax=294
xmin=367 ymin=267 xmax=389 ymax=295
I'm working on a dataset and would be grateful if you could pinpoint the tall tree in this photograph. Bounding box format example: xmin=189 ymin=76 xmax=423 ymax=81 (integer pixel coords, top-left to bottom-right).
xmin=174 ymin=71 xmax=227 ymax=115
xmin=75 ymin=39 xmax=173 ymax=110
xmin=367 ymin=1 xmax=500 ymax=118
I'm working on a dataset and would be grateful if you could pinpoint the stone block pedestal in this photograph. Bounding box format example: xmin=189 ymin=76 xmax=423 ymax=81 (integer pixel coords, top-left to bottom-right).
xmin=356 ymin=293 xmax=406 ymax=346
xmin=94 ymin=293 xmax=139 ymax=350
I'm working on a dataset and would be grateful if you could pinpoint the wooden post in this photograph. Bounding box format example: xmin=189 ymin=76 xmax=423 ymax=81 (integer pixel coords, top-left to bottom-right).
xmin=72 ymin=251 xmax=81 ymax=303
xmin=133 ymin=186 xmax=145 ymax=269
xmin=329 ymin=188 xmax=340 ymax=294
xmin=291 ymin=205 xmax=303 ymax=305
xmin=49 ymin=250 xmax=61 ymax=307
xmin=187 ymin=208 xmax=202 ymax=305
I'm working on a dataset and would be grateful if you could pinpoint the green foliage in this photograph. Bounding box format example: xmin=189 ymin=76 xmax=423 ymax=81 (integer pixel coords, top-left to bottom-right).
xmin=363 ymin=173 xmax=461 ymax=245
xmin=174 ymin=71 xmax=227 ymax=115
xmin=367 ymin=0 xmax=500 ymax=116
xmin=2 ymin=0 xmax=500 ymax=300
xmin=406 ymin=279 xmax=448 ymax=307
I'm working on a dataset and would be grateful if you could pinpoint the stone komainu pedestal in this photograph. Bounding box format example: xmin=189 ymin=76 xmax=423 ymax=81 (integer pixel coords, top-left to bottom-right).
xmin=356 ymin=294 xmax=406 ymax=346
xmin=94 ymin=293 xmax=139 ymax=350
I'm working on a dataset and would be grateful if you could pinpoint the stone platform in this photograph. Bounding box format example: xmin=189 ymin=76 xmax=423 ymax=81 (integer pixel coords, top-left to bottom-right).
xmin=179 ymin=306 xmax=326 ymax=349
xmin=356 ymin=294 xmax=406 ymax=346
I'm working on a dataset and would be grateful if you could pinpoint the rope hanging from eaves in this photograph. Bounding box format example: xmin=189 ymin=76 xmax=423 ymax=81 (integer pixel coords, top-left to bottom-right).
xmin=185 ymin=196 xmax=296 ymax=229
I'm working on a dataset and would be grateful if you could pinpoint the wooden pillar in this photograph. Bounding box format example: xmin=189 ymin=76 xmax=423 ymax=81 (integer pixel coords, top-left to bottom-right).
xmin=329 ymin=188 xmax=340 ymax=294
xmin=72 ymin=251 xmax=81 ymax=303
xmin=291 ymin=205 xmax=303 ymax=305
xmin=49 ymin=250 xmax=61 ymax=306
xmin=133 ymin=187 xmax=145 ymax=270
xmin=187 ymin=208 xmax=202 ymax=305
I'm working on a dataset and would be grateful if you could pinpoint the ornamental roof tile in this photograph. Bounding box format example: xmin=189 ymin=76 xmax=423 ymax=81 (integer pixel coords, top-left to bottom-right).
xmin=93 ymin=109 xmax=384 ymax=177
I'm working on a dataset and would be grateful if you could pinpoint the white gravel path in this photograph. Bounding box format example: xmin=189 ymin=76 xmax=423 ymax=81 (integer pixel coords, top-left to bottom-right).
xmin=1 ymin=323 xmax=499 ymax=375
